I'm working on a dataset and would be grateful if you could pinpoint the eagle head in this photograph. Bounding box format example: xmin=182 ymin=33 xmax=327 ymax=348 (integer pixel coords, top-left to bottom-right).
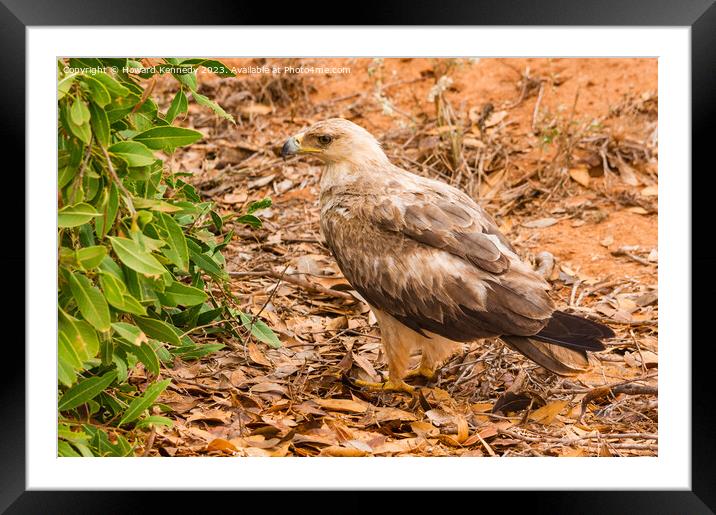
xmin=281 ymin=118 xmax=388 ymax=166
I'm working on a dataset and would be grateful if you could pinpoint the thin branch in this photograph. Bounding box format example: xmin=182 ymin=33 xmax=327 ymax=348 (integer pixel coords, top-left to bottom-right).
xmin=229 ymin=268 xmax=355 ymax=301
xmin=531 ymin=82 xmax=545 ymax=132
xmin=70 ymin=138 xmax=93 ymax=204
xmin=100 ymin=145 xmax=136 ymax=217
xmin=142 ymin=425 xmax=157 ymax=457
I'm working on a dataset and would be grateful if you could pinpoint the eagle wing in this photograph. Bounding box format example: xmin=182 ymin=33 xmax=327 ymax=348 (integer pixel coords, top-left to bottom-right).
xmin=320 ymin=182 xmax=554 ymax=342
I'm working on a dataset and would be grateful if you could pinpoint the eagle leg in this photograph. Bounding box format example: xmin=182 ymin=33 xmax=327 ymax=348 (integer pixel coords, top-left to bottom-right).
xmin=350 ymin=378 xmax=415 ymax=394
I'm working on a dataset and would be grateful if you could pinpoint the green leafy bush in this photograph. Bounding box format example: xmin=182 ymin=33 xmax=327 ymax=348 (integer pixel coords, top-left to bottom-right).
xmin=57 ymin=58 xmax=276 ymax=456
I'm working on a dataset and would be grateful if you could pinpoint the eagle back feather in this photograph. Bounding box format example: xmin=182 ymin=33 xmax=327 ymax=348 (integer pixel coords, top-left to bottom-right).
xmin=319 ymin=165 xmax=554 ymax=342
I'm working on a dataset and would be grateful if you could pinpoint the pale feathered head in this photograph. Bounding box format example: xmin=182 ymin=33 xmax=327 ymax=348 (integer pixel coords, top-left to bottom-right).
xmin=281 ymin=118 xmax=389 ymax=166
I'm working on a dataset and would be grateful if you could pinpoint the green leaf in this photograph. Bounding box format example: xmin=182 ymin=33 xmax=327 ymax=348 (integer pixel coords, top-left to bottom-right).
xmin=94 ymin=183 xmax=119 ymax=239
xmin=173 ymin=342 xmax=224 ymax=360
xmin=248 ymin=197 xmax=272 ymax=214
xmin=59 ymin=310 xmax=100 ymax=362
xmin=58 ymin=73 xmax=77 ymax=100
xmin=209 ymin=210 xmax=223 ymax=232
xmin=186 ymin=239 xmax=227 ymax=280
xmin=172 ymin=70 xmax=197 ymax=91
xmin=58 ymin=370 xmax=117 ymax=411
xmin=76 ymin=246 xmax=107 ymax=270
xmin=186 ymin=59 xmax=236 ymax=78
xmin=81 ymin=74 xmax=112 ymax=107
xmin=133 ymin=126 xmax=202 ymax=150
xmin=58 ymin=165 xmax=76 ymax=189
xmin=158 ymin=281 xmax=208 ymax=307
xmin=196 ymin=306 xmax=223 ymax=326
xmin=155 ymin=213 xmax=189 ymax=271
xmin=92 ymin=71 xmax=131 ymax=98
xmin=192 ymin=91 xmax=235 ymax=123
xmin=133 ymin=316 xmax=181 ymax=346
xmin=99 ymin=272 xmax=126 ymax=305
xmin=132 ymin=342 xmax=160 ymax=376
xmin=100 ymin=333 xmax=113 ymax=366
xmin=98 ymin=255 xmax=125 ymax=281
xmin=58 ymin=202 xmax=99 ymax=228
xmin=112 ymin=354 xmax=128 ymax=383
xmin=111 ymin=322 xmax=148 ymax=346
xmin=61 ymin=101 xmax=91 ymax=145
xmin=133 ymin=198 xmax=181 ymax=213
xmin=239 ymin=312 xmax=282 ymax=348
xmin=236 ymin=214 xmax=262 ymax=229
xmin=69 ymin=120 xmax=92 ymax=145
xmin=58 ymin=440 xmax=81 ymax=456
xmin=135 ymin=415 xmax=173 ymax=429
xmin=109 ymin=236 xmax=166 ymax=277
xmin=165 ymin=89 xmax=188 ymax=124
xmin=58 ymin=330 xmax=82 ymax=369
xmin=58 ymin=331 xmax=81 ymax=386
xmin=71 ymin=98 xmax=91 ymax=125
xmin=84 ymin=425 xmax=133 ymax=456
xmin=106 ymin=92 xmax=140 ymax=123
xmin=79 ymin=222 xmax=96 ymax=247
xmin=108 ymin=141 xmax=156 ymax=167
xmin=118 ymin=378 xmax=171 ymax=426
xmin=119 ymin=294 xmax=148 ymax=316
xmin=189 ymin=248 xmax=226 ymax=280
xmin=58 ymin=362 xmax=76 ymax=387
xmin=88 ymin=101 xmax=110 ymax=147
xmin=68 ymin=57 xmax=103 ymax=70
xmin=67 ymin=272 xmax=111 ymax=332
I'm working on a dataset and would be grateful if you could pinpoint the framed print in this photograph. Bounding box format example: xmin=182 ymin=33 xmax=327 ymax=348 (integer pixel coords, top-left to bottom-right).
xmin=4 ymin=0 xmax=715 ymax=512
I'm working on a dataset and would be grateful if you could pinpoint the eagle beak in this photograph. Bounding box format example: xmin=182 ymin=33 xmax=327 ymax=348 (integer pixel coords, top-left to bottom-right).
xmin=281 ymin=136 xmax=300 ymax=157
xmin=281 ymin=133 xmax=322 ymax=157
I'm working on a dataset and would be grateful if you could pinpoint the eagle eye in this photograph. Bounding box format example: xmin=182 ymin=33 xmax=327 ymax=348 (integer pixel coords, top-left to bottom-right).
xmin=318 ymin=134 xmax=333 ymax=145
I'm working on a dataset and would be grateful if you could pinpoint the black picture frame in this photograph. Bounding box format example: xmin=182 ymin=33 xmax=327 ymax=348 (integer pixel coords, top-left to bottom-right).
xmin=3 ymin=0 xmax=714 ymax=512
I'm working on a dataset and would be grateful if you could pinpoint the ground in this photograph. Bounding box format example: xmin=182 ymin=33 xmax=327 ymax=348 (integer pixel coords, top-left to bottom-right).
xmin=144 ymin=58 xmax=658 ymax=457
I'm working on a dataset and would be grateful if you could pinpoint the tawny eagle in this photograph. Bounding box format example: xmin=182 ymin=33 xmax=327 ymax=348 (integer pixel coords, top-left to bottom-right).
xmin=282 ymin=118 xmax=613 ymax=393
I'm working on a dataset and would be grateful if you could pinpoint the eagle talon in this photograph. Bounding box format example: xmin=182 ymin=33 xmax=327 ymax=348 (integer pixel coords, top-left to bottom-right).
xmin=405 ymin=366 xmax=437 ymax=382
xmin=350 ymin=378 xmax=415 ymax=394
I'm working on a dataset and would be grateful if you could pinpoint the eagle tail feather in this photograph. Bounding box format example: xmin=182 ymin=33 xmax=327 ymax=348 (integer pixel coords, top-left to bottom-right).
xmin=502 ymin=311 xmax=614 ymax=376
xmin=501 ymin=335 xmax=591 ymax=376
xmin=532 ymin=310 xmax=614 ymax=351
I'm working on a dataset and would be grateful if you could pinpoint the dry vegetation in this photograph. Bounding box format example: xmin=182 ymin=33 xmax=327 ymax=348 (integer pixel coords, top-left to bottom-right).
xmin=142 ymin=58 xmax=658 ymax=457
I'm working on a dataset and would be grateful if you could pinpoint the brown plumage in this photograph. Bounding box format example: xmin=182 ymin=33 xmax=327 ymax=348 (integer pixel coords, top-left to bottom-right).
xmin=281 ymin=118 xmax=614 ymax=390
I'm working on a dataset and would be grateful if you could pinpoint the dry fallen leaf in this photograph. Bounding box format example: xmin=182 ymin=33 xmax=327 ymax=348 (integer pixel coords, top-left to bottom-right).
xmin=411 ymin=421 xmax=439 ymax=438
xmin=374 ymin=406 xmax=417 ymax=424
xmin=641 ymin=185 xmax=658 ymax=197
xmin=484 ymin=110 xmax=508 ymax=127
xmin=600 ymin=235 xmax=614 ymax=247
xmin=223 ymin=192 xmax=248 ymax=204
xmin=207 ymin=438 xmax=238 ymax=454
xmin=529 ymin=400 xmax=569 ymax=425
xmin=352 ymin=352 xmax=380 ymax=381
xmin=569 ymin=167 xmax=591 ymax=187
xmin=425 ymin=408 xmax=454 ymax=427
xmin=522 ymin=217 xmax=559 ymax=229
xmin=247 ymin=341 xmax=272 ymax=367
xmin=319 ymin=445 xmax=369 ymax=457
xmin=455 ymin=415 xmax=469 ymax=444
xmin=325 ymin=315 xmax=348 ymax=331
xmin=240 ymin=103 xmax=273 ymax=116
xmin=314 ymin=398 xmax=369 ymax=414
xmin=186 ymin=409 xmax=233 ymax=424
xmin=616 ymin=160 xmax=641 ymax=186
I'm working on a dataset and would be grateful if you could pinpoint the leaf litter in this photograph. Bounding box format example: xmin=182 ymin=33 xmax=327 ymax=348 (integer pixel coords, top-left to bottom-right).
xmin=141 ymin=58 xmax=658 ymax=457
